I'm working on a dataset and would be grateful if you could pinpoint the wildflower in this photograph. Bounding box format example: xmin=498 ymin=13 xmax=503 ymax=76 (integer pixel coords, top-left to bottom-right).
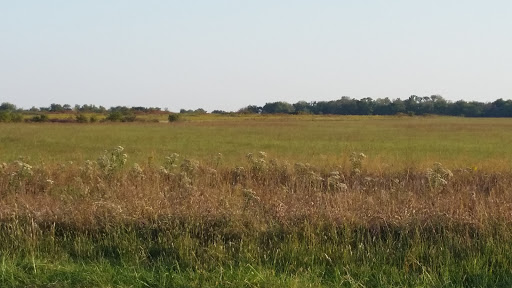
xmin=242 ymin=188 xmax=260 ymax=202
xmin=308 ymin=171 xmax=323 ymax=181
xmin=181 ymin=159 xmax=199 ymax=175
xmin=163 ymin=153 xmax=180 ymax=171
xmin=294 ymin=162 xmax=307 ymax=174
xmin=328 ymin=171 xmax=347 ymax=192
xmin=337 ymin=183 xmax=348 ymax=191
xmin=232 ymin=166 xmax=246 ymax=185
xmin=130 ymin=163 xmax=145 ymax=179
xmin=159 ymin=166 xmax=169 ymax=175
xmin=350 ymin=152 xmax=366 ymax=175
xmin=329 ymin=171 xmax=340 ymax=178
xmin=426 ymin=162 xmax=453 ymax=190
xmin=96 ymin=146 xmax=128 ymax=175
xmin=14 ymin=160 xmax=33 ymax=176
xmin=179 ymin=172 xmax=193 ymax=190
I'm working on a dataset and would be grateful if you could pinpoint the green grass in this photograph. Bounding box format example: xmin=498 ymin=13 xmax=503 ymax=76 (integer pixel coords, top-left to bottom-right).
xmin=2 ymin=221 xmax=512 ymax=287
xmin=2 ymin=115 xmax=512 ymax=170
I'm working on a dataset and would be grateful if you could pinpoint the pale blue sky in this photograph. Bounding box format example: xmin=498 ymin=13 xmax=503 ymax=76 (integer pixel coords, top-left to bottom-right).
xmin=1 ymin=1 xmax=511 ymax=111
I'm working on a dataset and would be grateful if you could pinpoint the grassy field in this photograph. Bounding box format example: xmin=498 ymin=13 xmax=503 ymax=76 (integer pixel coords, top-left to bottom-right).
xmin=2 ymin=115 xmax=512 ymax=170
xmin=1 ymin=115 xmax=512 ymax=287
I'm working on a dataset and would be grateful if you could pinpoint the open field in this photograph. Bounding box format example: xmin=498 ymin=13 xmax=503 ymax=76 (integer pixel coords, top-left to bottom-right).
xmin=2 ymin=115 xmax=512 ymax=170
xmin=1 ymin=115 xmax=512 ymax=287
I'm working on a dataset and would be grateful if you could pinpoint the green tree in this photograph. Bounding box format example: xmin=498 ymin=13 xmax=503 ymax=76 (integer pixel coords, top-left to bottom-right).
xmin=0 ymin=102 xmax=17 ymax=111
xmin=262 ymin=102 xmax=294 ymax=114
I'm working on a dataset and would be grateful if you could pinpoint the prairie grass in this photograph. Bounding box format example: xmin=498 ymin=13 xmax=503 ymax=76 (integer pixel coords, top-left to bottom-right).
xmin=1 ymin=115 xmax=512 ymax=170
xmin=1 ymin=150 xmax=512 ymax=286
xmin=1 ymin=116 xmax=512 ymax=286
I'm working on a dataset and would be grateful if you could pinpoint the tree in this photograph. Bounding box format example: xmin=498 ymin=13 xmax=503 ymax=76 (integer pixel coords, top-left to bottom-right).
xmin=49 ymin=103 xmax=64 ymax=112
xmin=238 ymin=105 xmax=262 ymax=114
xmin=262 ymin=102 xmax=294 ymax=114
xmin=390 ymin=99 xmax=406 ymax=114
xmin=335 ymin=97 xmax=358 ymax=115
xmin=431 ymin=95 xmax=448 ymax=115
xmin=374 ymin=98 xmax=393 ymax=115
xmin=0 ymin=102 xmax=16 ymax=111
xmin=194 ymin=108 xmax=207 ymax=114
xmin=357 ymin=98 xmax=374 ymax=115
xmin=293 ymin=101 xmax=313 ymax=114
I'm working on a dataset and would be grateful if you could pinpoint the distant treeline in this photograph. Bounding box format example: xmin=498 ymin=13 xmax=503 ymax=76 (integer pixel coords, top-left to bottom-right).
xmin=1 ymin=95 xmax=512 ymax=123
xmin=0 ymin=103 xmax=168 ymax=123
xmin=239 ymin=96 xmax=512 ymax=117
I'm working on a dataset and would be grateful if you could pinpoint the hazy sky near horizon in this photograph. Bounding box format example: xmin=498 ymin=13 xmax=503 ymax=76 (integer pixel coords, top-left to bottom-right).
xmin=1 ymin=1 xmax=511 ymax=112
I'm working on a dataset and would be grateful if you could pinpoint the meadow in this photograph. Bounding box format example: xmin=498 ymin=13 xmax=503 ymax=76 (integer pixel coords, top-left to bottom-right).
xmin=1 ymin=115 xmax=512 ymax=287
xmin=2 ymin=114 xmax=512 ymax=169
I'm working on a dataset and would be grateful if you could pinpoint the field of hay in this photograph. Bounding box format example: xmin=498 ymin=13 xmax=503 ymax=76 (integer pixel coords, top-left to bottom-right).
xmin=1 ymin=115 xmax=512 ymax=287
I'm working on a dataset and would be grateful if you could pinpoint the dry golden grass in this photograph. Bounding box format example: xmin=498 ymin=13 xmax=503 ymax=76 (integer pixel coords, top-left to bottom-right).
xmin=1 ymin=153 xmax=511 ymax=233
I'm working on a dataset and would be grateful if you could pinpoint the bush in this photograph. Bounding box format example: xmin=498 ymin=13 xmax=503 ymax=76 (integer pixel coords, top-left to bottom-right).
xmin=76 ymin=114 xmax=88 ymax=123
xmin=121 ymin=114 xmax=136 ymax=122
xmin=0 ymin=111 xmax=23 ymax=122
xmin=168 ymin=114 xmax=180 ymax=122
xmin=106 ymin=111 xmax=136 ymax=122
xmin=106 ymin=111 xmax=122 ymax=122
xmin=11 ymin=113 xmax=23 ymax=122
xmin=31 ymin=114 xmax=49 ymax=122
xmin=0 ymin=111 xmax=12 ymax=122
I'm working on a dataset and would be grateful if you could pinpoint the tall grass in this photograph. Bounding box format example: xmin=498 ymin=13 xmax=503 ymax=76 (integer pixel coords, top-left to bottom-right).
xmin=1 ymin=149 xmax=512 ymax=286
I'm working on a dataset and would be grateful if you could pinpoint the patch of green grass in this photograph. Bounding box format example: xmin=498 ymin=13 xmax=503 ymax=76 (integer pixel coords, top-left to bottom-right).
xmin=1 ymin=116 xmax=512 ymax=170
xmin=2 ymin=222 xmax=512 ymax=287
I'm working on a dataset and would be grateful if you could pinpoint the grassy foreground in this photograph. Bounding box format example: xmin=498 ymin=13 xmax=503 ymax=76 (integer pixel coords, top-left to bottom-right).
xmin=1 ymin=116 xmax=512 ymax=287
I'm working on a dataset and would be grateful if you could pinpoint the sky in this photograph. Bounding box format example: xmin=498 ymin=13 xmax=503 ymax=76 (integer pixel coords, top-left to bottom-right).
xmin=1 ymin=1 xmax=511 ymax=112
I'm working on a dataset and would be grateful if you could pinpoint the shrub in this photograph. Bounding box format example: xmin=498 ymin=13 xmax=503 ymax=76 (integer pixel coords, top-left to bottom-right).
xmin=11 ymin=113 xmax=23 ymax=122
xmin=106 ymin=111 xmax=136 ymax=122
xmin=0 ymin=111 xmax=23 ymax=122
xmin=168 ymin=114 xmax=180 ymax=122
xmin=105 ymin=111 xmax=123 ymax=122
xmin=0 ymin=111 xmax=12 ymax=122
xmin=76 ymin=114 xmax=88 ymax=123
xmin=31 ymin=114 xmax=49 ymax=122
xmin=121 ymin=113 xmax=136 ymax=122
